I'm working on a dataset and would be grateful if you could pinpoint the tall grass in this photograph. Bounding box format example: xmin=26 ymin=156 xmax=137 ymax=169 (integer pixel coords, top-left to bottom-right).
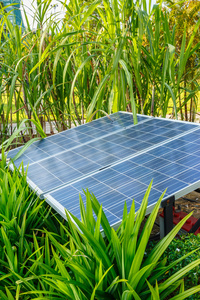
xmin=0 ymin=0 xmax=199 ymax=145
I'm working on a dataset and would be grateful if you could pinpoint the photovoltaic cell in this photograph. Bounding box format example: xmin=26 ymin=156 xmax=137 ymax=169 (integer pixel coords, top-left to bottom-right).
xmin=7 ymin=112 xmax=200 ymax=228
xmin=8 ymin=113 xmax=148 ymax=168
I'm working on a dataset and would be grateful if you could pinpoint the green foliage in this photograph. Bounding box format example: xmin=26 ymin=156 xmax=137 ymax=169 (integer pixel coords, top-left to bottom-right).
xmin=162 ymin=234 xmax=200 ymax=299
xmin=162 ymin=0 xmax=200 ymax=121
xmin=1 ymin=152 xmax=200 ymax=298
xmin=0 ymin=0 xmax=199 ymax=146
xmin=16 ymin=186 xmax=200 ymax=299
xmin=0 ymin=150 xmax=64 ymax=296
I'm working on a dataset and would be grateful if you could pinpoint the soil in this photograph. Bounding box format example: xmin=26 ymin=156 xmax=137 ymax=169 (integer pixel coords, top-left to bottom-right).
xmin=149 ymin=190 xmax=200 ymax=238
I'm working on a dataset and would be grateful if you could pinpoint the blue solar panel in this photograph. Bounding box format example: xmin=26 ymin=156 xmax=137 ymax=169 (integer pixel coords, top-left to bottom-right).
xmin=7 ymin=112 xmax=200 ymax=228
xmin=175 ymin=169 xmax=200 ymax=184
xmin=158 ymin=163 xmax=188 ymax=177
xmin=134 ymin=188 xmax=163 ymax=206
xmin=178 ymin=143 xmax=200 ymax=154
xmin=8 ymin=112 xmax=149 ymax=168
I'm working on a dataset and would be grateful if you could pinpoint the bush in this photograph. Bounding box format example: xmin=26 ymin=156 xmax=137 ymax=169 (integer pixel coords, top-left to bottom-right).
xmin=147 ymin=233 xmax=200 ymax=299
xmin=0 ymin=150 xmax=64 ymax=297
xmin=26 ymin=188 xmax=200 ymax=299
xmin=1 ymin=150 xmax=200 ymax=299
xmin=164 ymin=234 xmax=200 ymax=299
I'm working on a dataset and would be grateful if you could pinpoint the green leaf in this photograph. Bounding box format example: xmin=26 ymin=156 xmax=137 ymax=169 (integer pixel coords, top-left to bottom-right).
xmin=159 ymin=259 xmax=200 ymax=292
xmin=111 ymin=228 xmax=122 ymax=275
xmin=79 ymin=0 xmax=101 ymax=28
xmin=170 ymin=285 xmax=200 ymax=300
xmin=86 ymin=74 xmax=110 ymax=122
xmin=1 ymin=227 xmax=15 ymax=272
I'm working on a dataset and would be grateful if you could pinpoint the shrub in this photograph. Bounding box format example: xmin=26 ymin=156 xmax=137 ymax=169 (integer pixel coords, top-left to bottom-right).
xmin=23 ymin=188 xmax=200 ymax=299
xmin=163 ymin=234 xmax=200 ymax=299
xmin=1 ymin=150 xmax=200 ymax=299
xmin=0 ymin=150 xmax=64 ymax=296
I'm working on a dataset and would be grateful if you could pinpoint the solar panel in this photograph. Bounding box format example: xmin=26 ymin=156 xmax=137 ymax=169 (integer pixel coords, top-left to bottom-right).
xmin=8 ymin=112 xmax=149 ymax=168
xmin=7 ymin=112 xmax=200 ymax=228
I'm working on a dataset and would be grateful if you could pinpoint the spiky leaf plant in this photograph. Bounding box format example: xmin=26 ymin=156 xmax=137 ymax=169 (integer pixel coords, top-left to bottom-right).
xmin=18 ymin=186 xmax=200 ymax=299
xmin=0 ymin=150 xmax=63 ymax=296
xmin=1 ymin=150 xmax=200 ymax=298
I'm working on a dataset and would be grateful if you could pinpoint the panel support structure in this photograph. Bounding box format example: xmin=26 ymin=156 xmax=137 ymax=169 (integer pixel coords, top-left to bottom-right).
xmin=160 ymin=196 xmax=175 ymax=238
xmin=189 ymin=218 xmax=200 ymax=234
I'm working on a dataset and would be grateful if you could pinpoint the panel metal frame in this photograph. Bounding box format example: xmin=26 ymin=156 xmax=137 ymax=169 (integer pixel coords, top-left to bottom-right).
xmin=43 ymin=122 xmax=200 ymax=196
xmin=5 ymin=112 xmax=200 ymax=231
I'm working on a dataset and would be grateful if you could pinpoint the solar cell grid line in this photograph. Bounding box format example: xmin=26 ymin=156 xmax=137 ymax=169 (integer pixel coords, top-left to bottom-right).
xmin=44 ymin=124 xmax=200 ymax=228
xmin=7 ymin=112 xmax=197 ymax=170
xmin=86 ymin=122 xmax=200 ymax=172
xmin=7 ymin=112 xmax=151 ymax=169
xmin=6 ymin=112 xmax=200 ymax=228
xmin=113 ymin=140 xmax=200 ymax=211
xmin=21 ymin=117 xmax=200 ymax=196
xmin=10 ymin=114 xmax=200 ymax=197
xmin=44 ymin=151 xmax=196 ymax=230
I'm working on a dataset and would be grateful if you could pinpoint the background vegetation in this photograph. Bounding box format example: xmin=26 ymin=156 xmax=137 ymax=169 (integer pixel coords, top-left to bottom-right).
xmin=0 ymin=0 xmax=199 ymax=147
xmin=148 ymin=234 xmax=200 ymax=299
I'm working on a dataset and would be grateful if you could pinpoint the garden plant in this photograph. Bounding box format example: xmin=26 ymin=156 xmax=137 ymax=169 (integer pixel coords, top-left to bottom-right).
xmin=147 ymin=234 xmax=200 ymax=299
xmin=0 ymin=0 xmax=199 ymax=147
xmin=0 ymin=0 xmax=200 ymax=298
xmin=0 ymin=151 xmax=200 ymax=298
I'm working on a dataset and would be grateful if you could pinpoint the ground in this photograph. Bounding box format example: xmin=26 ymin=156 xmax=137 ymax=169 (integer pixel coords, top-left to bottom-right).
xmin=149 ymin=190 xmax=200 ymax=239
